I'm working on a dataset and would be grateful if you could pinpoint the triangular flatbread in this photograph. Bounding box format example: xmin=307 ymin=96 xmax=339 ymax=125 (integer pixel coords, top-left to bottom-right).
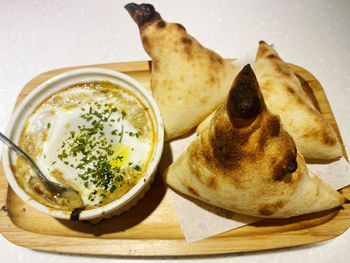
xmin=254 ymin=41 xmax=342 ymax=160
xmin=125 ymin=3 xmax=239 ymax=140
xmin=163 ymin=65 xmax=345 ymax=218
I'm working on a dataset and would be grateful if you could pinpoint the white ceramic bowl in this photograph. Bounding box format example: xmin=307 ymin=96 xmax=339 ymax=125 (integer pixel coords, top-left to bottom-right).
xmin=2 ymin=68 xmax=164 ymax=221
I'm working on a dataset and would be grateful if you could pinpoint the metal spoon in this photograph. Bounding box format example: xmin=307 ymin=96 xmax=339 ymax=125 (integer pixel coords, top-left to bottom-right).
xmin=0 ymin=132 xmax=84 ymax=208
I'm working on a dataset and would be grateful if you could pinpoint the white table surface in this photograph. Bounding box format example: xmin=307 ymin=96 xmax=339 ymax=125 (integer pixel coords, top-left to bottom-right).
xmin=1 ymin=0 xmax=350 ymax=262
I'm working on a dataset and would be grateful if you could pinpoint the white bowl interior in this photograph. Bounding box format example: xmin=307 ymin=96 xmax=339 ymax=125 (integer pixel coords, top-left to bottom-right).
xmin=2 ymin=68 xmax=164 ymax=220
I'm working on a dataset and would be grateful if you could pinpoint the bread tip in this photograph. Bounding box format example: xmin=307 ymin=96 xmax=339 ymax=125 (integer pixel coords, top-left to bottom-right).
xmin=227 ymin=64 xmax=264 ymax=125
xmin=124 ymin=3 xmax=159 ymax=27
xmin=240 ymin=64 xmax=252 ymax=74
xmin=256 ymin=41 xmax=273 ymax=60
xmin=124 ymin=3 xmax=137 ymax=10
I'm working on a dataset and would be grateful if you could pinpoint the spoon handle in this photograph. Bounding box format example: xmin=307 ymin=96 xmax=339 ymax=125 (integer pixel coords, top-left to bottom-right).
xmin=1 ymin=132 xmax=83 ymax=208
xmin=0 ymin=132 xmax=49 ymax=188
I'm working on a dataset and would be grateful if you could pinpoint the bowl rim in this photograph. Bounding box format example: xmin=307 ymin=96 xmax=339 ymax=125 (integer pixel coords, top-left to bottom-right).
xmin=1 ymin=67 xmax=164 ymax=220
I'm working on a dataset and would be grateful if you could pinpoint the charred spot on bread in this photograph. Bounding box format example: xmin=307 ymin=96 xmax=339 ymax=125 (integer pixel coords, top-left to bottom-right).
xmin=187 ymin=185 xmax=200 ymax=197
xmin=157 ymin=20 xmax=166 ymax=28
xmin=175 ymin=23 xmax=186 ymax=31
xmin=259 ymin=201 xmax=285 ymax=216
xmin=209 ymin=100 xmax=263 ymax=170
xmin=210 ymin=124 xmax=249 ymax=170
xmin=266 ymin=54 xmax=278 ymax=59
xmin=125 ymin=3 xmax=161 ymax=28
xmin=181 ymin=36 xmax=193 ymax=56
xmin=141 ymin=36 xmax=150 ymax=49
xmin=302 ymin=127 xmax=337 ymax=146
xmin=274 ymin=62 xmax=292 ymax=78
xmin=227 ymin=65 xmax=264 ymax=127
xmin=272 ymin=163 xmax=288 ymax=181
xmin=258 ymin=115 xmax=281 ymax=149
xmin=181 ymin=36 xmax=192 ymax=44
xmin=268 ymin=116 xmax=281 ymax=137
xmin=258 ymin=134 xmax=268 ymax=151
xmin=209 ymin=75 xmax=217 ymax=84
xmin=207 ymin=176 xmax=218 ymax=190
xmin=272 ymin=149 xmax=298 ymax=181
xmin=321 ymin=130 xmax=337 ymax=146
xmin=296 ymin=95 xmax=304 ymax=105
xmin=286 ymin=85 xmax=296 ymax=95
xmin=284 ymin=148 xmax=298 ymax=173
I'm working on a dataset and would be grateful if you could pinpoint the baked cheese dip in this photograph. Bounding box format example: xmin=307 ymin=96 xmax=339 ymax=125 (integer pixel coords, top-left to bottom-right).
xmin=12 ymin=81 xmax=155 ymax=211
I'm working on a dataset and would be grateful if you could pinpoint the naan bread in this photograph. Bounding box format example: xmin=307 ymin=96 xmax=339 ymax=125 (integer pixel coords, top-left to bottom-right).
xmin=163 ymin=65 xmax=345 ymax=218
xmin=254 ymin=41 xmax=342 ymax=160
xmin=125 ymin=3 xmax=239 ymax=140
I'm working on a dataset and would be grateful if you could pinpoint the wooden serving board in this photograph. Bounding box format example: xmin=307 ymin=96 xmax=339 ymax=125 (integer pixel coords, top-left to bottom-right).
xmin=0 ymin=61 xmax=349 ymax=256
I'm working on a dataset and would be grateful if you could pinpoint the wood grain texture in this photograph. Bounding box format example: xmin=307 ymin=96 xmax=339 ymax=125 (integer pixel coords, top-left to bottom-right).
xmin=0 ymin=61 xmax=349 ymax=256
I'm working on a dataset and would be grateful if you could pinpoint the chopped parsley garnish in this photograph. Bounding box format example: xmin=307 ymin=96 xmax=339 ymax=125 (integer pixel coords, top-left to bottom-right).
xmin=134 ymin=165 xmax=142 ymax=172
xmin=56 ymin=102 xmax=143 ymax=200
xmin=118 ymin=125 xmax=124 ymax=143
xmin=110 ymin=185 xmax=116 ymax=193
xmin=128 ymin=131 xmax=139 ymax=138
